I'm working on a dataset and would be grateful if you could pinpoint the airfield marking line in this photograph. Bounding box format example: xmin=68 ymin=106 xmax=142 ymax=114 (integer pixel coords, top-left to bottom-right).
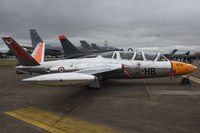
xmin=4 ymin=107 xmax=124 ymax=133
xmin=144 ymin=81 xmax=151 ymax=98
xmin=47 ymin=87 xmax=93 ymax=132
xmin=189 ymin=76 xmax=200 ymax=83
xmin=182 ymin=75 xmax=200 ymax=84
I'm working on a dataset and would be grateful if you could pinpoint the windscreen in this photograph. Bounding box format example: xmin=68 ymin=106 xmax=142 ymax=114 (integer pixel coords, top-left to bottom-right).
xmin=145 ymin=53 xmax=157 ymax=61
xmin=101 ymin=52 xmax=114 ymax=58
xmin=119 ymin=52 xmax=134 ymax=60
xmin=134 ymin=52 xmax=143 ymax=60
xmin=157 ymin=54 xmax=168 ymax=61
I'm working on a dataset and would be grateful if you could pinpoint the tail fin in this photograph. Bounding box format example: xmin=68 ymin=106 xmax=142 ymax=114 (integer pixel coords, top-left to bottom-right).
xmin=91 ymin=43 xmax=100 ymax=50
xmin=170 ymin=49 xmax=178 ymax=55
xmin=59 ymin=35 xmax=79 ymax=55
xmin=185 ymin=51 xmax=190 ymax=55
xmin=29 ymin=29 xmax=43 ymax=48
xmin=31 ymin=42 xmax=45 ymax=63
xmin=2 ymin=37 xmax=40 ymax=66
xmin=80 ymin=41 xmax=92 ymax=50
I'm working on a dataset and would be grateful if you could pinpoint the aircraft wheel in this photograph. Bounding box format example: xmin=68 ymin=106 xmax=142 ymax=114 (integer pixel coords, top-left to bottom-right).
xmin=16 ymin=70 xmax=24 ymax=74
xmin=88 ymin=87 xmax=99 ymax=90
xmin=181 ymin=78 xmax=191 ymax=85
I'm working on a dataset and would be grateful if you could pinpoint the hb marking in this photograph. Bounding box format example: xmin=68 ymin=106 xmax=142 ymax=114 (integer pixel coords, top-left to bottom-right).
xmin=144 ymin=68 xmax=155 ymax=75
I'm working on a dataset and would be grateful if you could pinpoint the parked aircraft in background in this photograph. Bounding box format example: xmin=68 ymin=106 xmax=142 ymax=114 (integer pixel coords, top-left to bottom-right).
xmin=163 ymin=49 xmax=178 ymax=58
xmin=59 ymin=35 xmax=99 ymax=58
xmin=91 ymin=43 xmax=101 ymax=51
xmin=173 ymin=51 xmax=190 ymax=58
xmin=164 ymin=49 xmax=191 ymax=59
xmin=29 ymin=29 xmax=63 ymax=56
xmin=80 ymin=40 xmax=120 ymax=52
xmin=80 ymin=40 xmax=95 ymax=51
xmin=2 ymin=37 xmax=197 ymax=88
xmin=29 ymin=29 xmax=120 ymax=58
xmin=59 ymin=35 xmax=120 ymax=58
xmin=22 ymin=29 xmax=63 ymax=56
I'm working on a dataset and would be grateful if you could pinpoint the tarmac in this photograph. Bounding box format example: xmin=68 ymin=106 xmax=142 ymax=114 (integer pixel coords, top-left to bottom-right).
xmin=0 ymin=65 xmax=200 ymax=133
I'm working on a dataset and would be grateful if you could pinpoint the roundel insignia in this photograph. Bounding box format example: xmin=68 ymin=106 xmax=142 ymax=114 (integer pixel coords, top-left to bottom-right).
xmin=58 ymin=67 xmax=65 ymax=72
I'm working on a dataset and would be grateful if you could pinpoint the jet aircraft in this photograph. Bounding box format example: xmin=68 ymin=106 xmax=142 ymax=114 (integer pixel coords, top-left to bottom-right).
xmin=173 ymin=51 xmax=190 ymax=58
xmin=31 ymin=29 xmax=64 ymax=56
xmin=59 ymin=36 xmax=99 ymax=58
xmin=22 ymin=29 xmax=63 ymax=56
xmin=91 ymin=43 xmax=101 ymax=51
xmin=30 ymin=29 xmax=120 ymax=58
xmin=80 ymin=40 xmax=119 ymax=52
xmin=2 ymin=37 xmax=197 ymax=88
xmin=59 ymin=35 xmax=120 ymax=58
xmin=80 ymin=40 xmax=95 ymax=51
xmin=164 ymin=49 xmax=178 ymax=58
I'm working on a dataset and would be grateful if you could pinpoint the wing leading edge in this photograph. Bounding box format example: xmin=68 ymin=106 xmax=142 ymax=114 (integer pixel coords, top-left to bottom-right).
xmin=22 ymin=65 xmax=121 ymax=86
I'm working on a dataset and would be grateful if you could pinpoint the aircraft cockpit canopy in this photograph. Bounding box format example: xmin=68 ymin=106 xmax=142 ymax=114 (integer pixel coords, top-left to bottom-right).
xmin=119 ymin=51 xmax=134 ymax=60
xmin=134 ymin=52 xmax=143 ymax=60
xmin=101 ymin=51 xmax=114 ymax=58
xmin=100 ymin=51 xmax=168 ymax=61
xmin=157 ymin=54 xmax=168 ymax=61
xmin=144 ymin=53 xmax=157 ymax=61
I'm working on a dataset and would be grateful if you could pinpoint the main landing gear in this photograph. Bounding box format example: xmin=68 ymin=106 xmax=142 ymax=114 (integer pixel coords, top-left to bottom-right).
xmin=87 ymin=79 xmax=100 ymax=90
xmin=87 ymin=77 xmax=106 ymax=90
xmin=16 ymin=70 xmax=24 ymax=74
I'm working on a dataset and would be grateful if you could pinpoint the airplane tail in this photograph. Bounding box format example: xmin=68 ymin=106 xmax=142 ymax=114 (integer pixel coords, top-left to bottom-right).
xmin=91 ymin=43 xmax=100 ymax=50
xmin=59 ymin=35 xmax=79 ymax=55
xmin=31 ymin=42 xmax=45 ymax=63
xmin=2 ymin=37 xmax=40 ymax=66
xmin=185 ymin=51 xmax=190 ymax=55
xmin=170 ymin=49 xmax=178 ymax=55
xmin=29 ymin=29 xmax=43 ymax=48
xmin=80 ymin=41 xmax=92 ymax=50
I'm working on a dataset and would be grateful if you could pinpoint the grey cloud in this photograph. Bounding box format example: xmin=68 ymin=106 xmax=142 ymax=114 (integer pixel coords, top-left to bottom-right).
xmin=0 ymin=0 xmax=200 ymax=53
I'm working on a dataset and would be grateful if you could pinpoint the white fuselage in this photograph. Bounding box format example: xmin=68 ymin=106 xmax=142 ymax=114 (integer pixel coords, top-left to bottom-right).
xmin=16 ymin=55 xmax=172 ymax=79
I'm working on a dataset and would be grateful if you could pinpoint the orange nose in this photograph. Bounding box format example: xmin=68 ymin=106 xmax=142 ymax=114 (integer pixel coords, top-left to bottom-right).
xmin=171 ymin=61 xmax=197 ymax=76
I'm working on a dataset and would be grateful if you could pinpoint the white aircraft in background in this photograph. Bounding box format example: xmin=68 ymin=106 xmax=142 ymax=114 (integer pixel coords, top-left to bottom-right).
xmin=2 ymin=37 xmax=197 ymax=88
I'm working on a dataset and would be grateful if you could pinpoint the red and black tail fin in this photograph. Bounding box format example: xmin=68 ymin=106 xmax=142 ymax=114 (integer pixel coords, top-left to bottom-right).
xmin=2 ymin=37 xmax=40 ymax=66
xmin=59 ymin=35 xmax=79 ymax=55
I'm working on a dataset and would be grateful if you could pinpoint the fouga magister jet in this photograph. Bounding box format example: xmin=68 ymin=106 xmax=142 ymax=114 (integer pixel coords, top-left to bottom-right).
xmin=2 ymin=37 xmax=197 ymax=88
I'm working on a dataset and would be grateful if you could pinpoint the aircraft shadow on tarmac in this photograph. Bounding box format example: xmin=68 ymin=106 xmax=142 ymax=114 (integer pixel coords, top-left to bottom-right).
xmin=32 ymin=78 xmax=185 ymax=113
xmin=102 ymin=79 xmax=179 ymax=87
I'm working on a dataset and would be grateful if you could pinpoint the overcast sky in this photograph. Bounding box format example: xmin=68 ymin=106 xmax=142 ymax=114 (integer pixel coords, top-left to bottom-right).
xmin=0 ymin=0 xmax=200 ymax=53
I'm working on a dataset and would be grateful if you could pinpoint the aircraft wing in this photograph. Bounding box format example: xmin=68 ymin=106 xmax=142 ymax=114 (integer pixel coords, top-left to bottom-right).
xmin=77 ymin=65 xmax=121 ymax=75
xmin=22 ymin=64 xmax=121 ymax=86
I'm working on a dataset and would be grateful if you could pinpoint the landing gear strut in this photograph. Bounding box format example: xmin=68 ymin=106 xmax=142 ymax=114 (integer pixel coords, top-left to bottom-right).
xmin=181 ymin=75 xmax=191 ymax=85
xmin=88 ymin=79 xmax=100 ymax=90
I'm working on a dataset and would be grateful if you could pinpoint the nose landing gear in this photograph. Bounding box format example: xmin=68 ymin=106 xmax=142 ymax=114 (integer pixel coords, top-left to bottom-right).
xmin=181 ymin=75 xmax=191 ymax=85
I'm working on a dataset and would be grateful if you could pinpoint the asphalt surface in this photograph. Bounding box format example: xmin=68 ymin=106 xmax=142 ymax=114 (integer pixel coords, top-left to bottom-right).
xmin=0 ymin=66 xmax=200 ymax=133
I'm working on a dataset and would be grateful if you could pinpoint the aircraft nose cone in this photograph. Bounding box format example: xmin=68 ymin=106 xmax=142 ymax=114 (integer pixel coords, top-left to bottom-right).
xmin=171 ymin=61 xmax=197 ymax=76
xmin=186 ymin=64 xmax=196 ymax=73
xmin=194 ymin=66 xmax=197 ymax=70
